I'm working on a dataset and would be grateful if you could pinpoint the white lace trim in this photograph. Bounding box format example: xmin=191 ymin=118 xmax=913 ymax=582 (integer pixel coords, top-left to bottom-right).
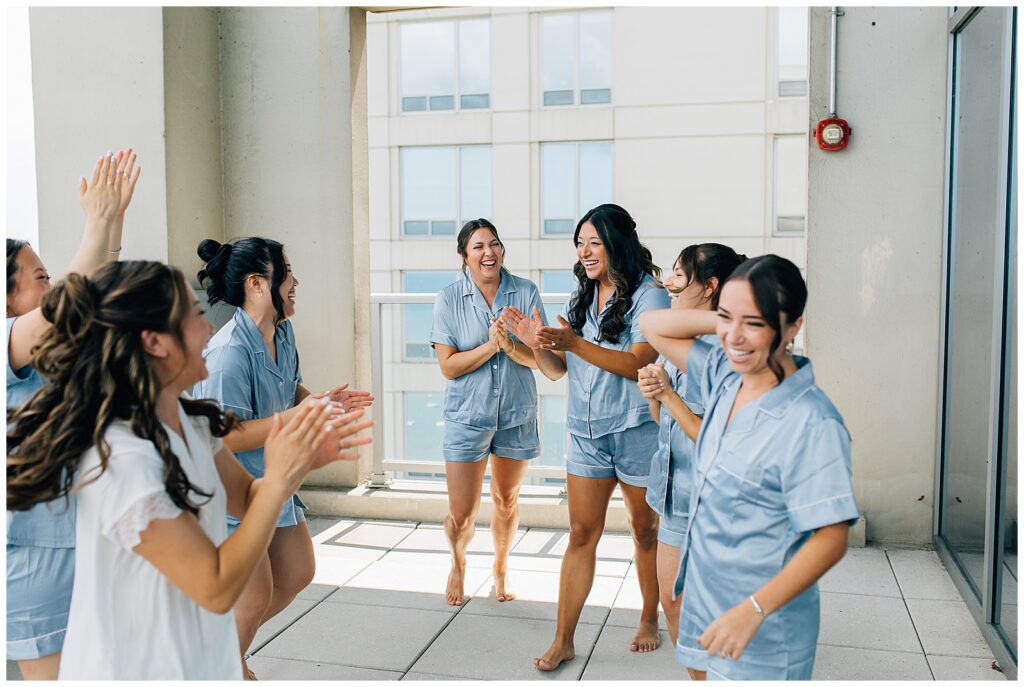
xmin=108 ymin=491 xmax=182 ymax=551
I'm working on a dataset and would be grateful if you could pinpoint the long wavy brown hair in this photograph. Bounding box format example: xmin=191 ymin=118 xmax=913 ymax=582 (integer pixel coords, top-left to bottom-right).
xmin=7 ymin=260 xmax=239 ymax=514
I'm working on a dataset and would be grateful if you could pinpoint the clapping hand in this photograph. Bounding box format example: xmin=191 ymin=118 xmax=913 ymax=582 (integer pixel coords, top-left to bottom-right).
xmin=311 ymin=384 xmax=375 ymax=412
xmin=498 ymin=306 xmax=545 ymax=349
xmin=311 ymin=407 xmax=374 ymax=469
xmin=535 ymin=315 xmax=579 ymax=352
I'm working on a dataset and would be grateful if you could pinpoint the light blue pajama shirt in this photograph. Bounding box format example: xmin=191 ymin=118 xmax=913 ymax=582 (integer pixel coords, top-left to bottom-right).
xmin=563 ymin=274 xmax=671 ymax=485
xmin=192 ymin=308 xmax=306 ymax=529
xmin=430 ymin=269 xmax=546 ymax=461
xmin=6 ymin=316 xmax=76 ymax=660
xmin=674 ymin=340 xmax=859 ymax=680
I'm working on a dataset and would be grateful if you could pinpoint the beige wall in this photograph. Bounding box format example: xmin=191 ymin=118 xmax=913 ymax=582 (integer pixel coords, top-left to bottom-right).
xmin=806 ymin=7 xmax=949 ymax=545
xmin=29 ymin=7 xmax=367 ymax=489
xmin=30 ymin=7 xmax=170 ymax=268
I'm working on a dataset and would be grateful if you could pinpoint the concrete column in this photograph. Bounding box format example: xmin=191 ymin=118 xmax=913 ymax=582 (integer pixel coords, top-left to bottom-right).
xmin=806 ymin=7 xmax=948 ymax=545
xmin=219 ymin=7 xmax=363 ymax=488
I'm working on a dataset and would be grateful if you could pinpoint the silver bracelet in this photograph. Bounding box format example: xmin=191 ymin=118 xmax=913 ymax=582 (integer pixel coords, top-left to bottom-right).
xmin=107 ymin=247 xmax=122 ymax=254
xmin=749 ymin=594 xmax=766 ymax=617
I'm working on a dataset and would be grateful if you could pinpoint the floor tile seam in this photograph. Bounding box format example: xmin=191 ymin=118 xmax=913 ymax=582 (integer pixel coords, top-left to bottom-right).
xmin=254 ymin=650 xmax=409 ymax=675
xmin=885 ymin=550 xmax=935 ymax=679
xmin=815 ymin=641 xmax=926 ymax=656
xmin=318 ymin=596 xmax=461 ymax=615
xmin=248 ymin=591 xmax=340 ymax=656
xmin=923 ymin=651 xmax=1000 ymax=659
xmin=577 ymin=617 xmax=612 ymax=680
xmin=455 ymin=610 xmax=606 ymax=627
xmin=817 ymin=588 xmax=904 ymax=599
xmin=400 ymin=591 xmax=473 ymax=675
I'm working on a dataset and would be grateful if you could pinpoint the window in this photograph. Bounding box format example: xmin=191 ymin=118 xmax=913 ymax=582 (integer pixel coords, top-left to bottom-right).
xmin=773 ymin=136 xmax=808 ymax=236
xmin=541 ymin=141 xmax=613 ymax=236
xmin=777 ymin=8 xmax=808 ymax=97
xmin=403 ymin=392 xmax=445 ymax=462
xmin=400 ymin=19 xmax=490 ymax=112
xmin=402 ymin=271 xmax=459 ymax=360
xmin=540 ymin=395 xmax=567 ymax=467
xmin=541 ymin=11 xmax=612 ymax=107
xmin=401 ymin=146 xmax=491 ymax=237
xmin=541 ymin=270 xmax=576 ymax=325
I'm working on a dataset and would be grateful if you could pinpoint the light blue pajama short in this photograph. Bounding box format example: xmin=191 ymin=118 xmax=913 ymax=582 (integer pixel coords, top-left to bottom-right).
xmin=7 ymin=545 xmax=75 ymax=660
xmin=566 ymin=421 xmax=659 ymax=486
xmin=443 ymin=419 xmax=539 ymax=463
xmin=227 ymin=493 xmax=307 ymax=533
xmin=657 ymin=481 xmax=689 ymax=548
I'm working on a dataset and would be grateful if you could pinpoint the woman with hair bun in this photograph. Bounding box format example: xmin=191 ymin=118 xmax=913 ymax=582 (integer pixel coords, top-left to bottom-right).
xmin=6 ymin=149 xmax=139 ymax=680
xmin=635 ymin=243 xmax=746 ymax=649
xmin=640 ymin=254 xmax=858 ymax=680
xmin=501 ymin=203 xmax=671 ymax=670
xmin=7 ymin=260 xmax=356 ymax=679
xmin=193 ymin=237 xmax=374 ymax=679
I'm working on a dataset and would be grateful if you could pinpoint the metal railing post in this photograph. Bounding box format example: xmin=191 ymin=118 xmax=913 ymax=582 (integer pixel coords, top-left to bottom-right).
xmin=365 ymin=298 xmax=391 ymax=488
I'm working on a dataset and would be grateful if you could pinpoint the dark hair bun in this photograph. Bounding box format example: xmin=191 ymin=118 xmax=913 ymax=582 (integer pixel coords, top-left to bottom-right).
xmin=197 ymin=239 xmax=227 ymax=263
xmin=737 ymin=253 xmax=749 ymax=263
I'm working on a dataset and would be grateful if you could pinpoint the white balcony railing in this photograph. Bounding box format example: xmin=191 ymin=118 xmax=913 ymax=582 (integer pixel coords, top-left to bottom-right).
xmin=367 ymin=292 xmax=571 ymax=488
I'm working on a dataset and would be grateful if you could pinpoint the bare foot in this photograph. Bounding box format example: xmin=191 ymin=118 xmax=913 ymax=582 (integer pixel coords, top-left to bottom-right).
xmin=533 ymin=641 xmax=575 ymax=671
xmin=629 ymin=619 xmax=661 ymax=653
xmin=446 ymin=558 xmax=466 ymax=606
xmin=493 ymin=566 xmax=516 ymax=602
xmin=242 ymin=657 xmax=258 ymax=680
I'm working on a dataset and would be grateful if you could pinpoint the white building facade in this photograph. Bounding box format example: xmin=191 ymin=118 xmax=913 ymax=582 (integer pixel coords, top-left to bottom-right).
xmin=366 ymin=6 xmax=810 ymax=474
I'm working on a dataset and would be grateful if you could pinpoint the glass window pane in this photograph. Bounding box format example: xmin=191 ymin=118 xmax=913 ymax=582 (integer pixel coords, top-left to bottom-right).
xmin=940 ymin=6 xmax=1013 ymax=600
xmin=402 ymin=96 xmax=428 ymax=112
xmin=774 ymin=136 xmax=807 ymax=235
xmin=404 ymin=220 xmax=429 ymax=235
xmin=540 ymin=395 xmax=567 ymax=467
xmin=541 ymin=143 xmax=576 ymax=224
xmin=429 ymin=95 xmax=455 ymax=110
xmin=402 ymin=147 xmax=457 ymax=223
xmin=541 ymin=14 xmax=576 ymax=95
xmin=580 ymin=88 xmax=611 ymax=104
xmin=543 ymin=90 xmax=575 ymax=106
xmin=403 ymin=392 xmax=445 ymax=460
xmin=579 ymin=142 xmax=613 ymax=214
xmin=579 ymin=12 xmax=612 ymax=93
xmin=401 ymin=22 xmax=455 ymax=100
xmin=778 ymin=80 xmax=808 ymax=97
xmin=460 ymin=146 xmax=492 ymax=222
xmin=777 ymin=8 xmax=808 ymax=84
xmin=542 ymin=271 xmax=576 ymax=324
xmin=431 ymin=220 xmax=457 ymax=235
xmin=461 ymin=94 xmax=490 ymax=109
xmin=402 ymin=272 xmax=458 ymax=361
xmin=459 ymin=19 xmax=490 ymax=101
xmin=544 ymin=219 xmax=575 ymax=235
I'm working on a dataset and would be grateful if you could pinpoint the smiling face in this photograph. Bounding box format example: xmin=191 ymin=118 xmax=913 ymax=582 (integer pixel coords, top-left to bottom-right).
xmin=7 ymin=247 xmax=51 ymax=317
xmin=715 ymin=279 xmax=800 ymax=376
xmin=664 ymin=259 xmax=714 ymax=311
xmin=180 ymin=285 xmax=216 ymax=386
xmin=576 ymin=221 xmax=609 ymax=283
xmin=463 ymin=228 xmax=504 ymax=283
xmin=277 ymin=252 xmax=298 ymax=319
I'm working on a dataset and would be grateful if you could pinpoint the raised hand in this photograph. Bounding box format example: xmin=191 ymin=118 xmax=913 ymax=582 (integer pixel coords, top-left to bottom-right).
xmin=535 ymin=315 xmax=579 ymax=352
xmin=499 ymin=306 xmax=545 ymax=349
xmin=79 ymin=152 xmax=123 ymax=223
xmin=263 ymin=397 xmax=332 ymax=495
xmin=115 ymin=148 xmax=141 ymax=216
xmin=311 ymin=408 xmax=374 ymax=470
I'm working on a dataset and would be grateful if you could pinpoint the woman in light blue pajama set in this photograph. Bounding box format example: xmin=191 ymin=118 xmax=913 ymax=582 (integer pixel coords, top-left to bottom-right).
xmin=192 ymin=237 xmax=372 ymax=679
xmin=641 ymin=254 xmax=859 ymax=681
xmin=501 ymin=204 xmax=670 ymax=670
xmin=431 ymin=219 xmax=550 ymax=606
xmin=6 ymin=150 xmax=138 ymax=680
xmin=636 ymin=243 xmax=746 ymax=647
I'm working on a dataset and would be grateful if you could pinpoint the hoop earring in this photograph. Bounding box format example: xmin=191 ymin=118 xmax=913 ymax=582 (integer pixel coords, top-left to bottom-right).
xmin=785 ymin=340 xmax=794 ymax=354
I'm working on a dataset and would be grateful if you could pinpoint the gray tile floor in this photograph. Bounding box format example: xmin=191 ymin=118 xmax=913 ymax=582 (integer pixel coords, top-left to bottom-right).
xmin=5 ymin=516 xmax=1010 ymax=681
xmin=248 ymin=516 xmax=1007 ymax=681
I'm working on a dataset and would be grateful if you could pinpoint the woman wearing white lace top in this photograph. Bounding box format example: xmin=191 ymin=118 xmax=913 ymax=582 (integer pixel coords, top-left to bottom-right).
xmin=6 ymin=261 xmax=368 ymax=679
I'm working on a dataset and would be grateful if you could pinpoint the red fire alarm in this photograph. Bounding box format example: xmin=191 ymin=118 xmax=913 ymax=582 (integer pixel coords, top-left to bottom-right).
xmin=815 ymin=117 xmax=851 ymax=151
